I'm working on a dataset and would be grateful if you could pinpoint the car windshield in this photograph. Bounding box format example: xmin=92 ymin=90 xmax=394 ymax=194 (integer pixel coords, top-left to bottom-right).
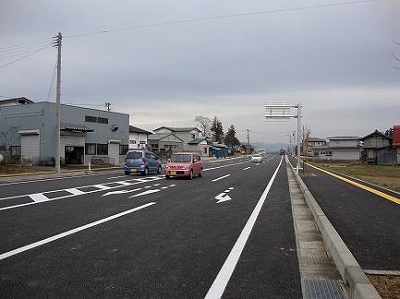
xmin=126 ymin=151 xmax=142 ymax=159
xmin=170 ymin=154 xmax=191 ymax=162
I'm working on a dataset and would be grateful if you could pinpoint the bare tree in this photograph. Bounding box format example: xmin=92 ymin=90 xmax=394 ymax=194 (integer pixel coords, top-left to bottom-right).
xmin=194 ymin=115 xmax=211 ymax=137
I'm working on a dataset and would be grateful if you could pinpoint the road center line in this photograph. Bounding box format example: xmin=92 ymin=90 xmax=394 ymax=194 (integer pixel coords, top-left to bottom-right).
xmin=0 ymin=202 xmax=156 ymax=261
xmin=205 ymin=157 xmax=283 ymax=299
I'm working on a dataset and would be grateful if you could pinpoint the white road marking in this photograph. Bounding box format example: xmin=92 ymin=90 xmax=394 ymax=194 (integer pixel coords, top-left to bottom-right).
xmin=0 ymin=176 xmax=165 ymax=211
xmin=29 ymin=193 xmax=49 ymax=202
xmin=205 ymin=157 xmax=283 ymax=299
xmin=215 ymin=187 xmax=234 ymax=203
xmin=129 ymin=189 xmax=160 ymax=198
xmin=0 ymin=202 xmax=156 ymax=261
xmin=65 ymin=188 xmax=86 ymax=196
xmin=215 ymin=193 xmax=231 ymax=203
xmin=243 ymin=167 xmax=251 ymax=171
xmin=102 ymin=188 xmax=142 ymax=197
xmin=93 ymin=184 xmax=112 ymax=190
xmin=212 ymin=174 xmax=231 ymax=182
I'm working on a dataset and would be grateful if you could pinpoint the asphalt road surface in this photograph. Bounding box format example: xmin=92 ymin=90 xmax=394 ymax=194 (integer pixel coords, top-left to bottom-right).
xmin=301 ymin=164 xmax=400 ymax=271
xmin=0 ymin=155 xmax=302 ymax=298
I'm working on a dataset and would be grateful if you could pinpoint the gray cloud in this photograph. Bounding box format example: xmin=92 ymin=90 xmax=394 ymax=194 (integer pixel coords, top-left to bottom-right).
xmin=1 ymin=0 xmax=399 ymax=145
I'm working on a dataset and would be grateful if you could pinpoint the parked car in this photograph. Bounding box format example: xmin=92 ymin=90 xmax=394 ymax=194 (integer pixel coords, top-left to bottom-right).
xmin=124 ymin=150 xmax=162 ymax=175
xmin=250 ymin=154 xmax=263 ymax=163
xmin=165 ymin=152 xmax=203 ymax=179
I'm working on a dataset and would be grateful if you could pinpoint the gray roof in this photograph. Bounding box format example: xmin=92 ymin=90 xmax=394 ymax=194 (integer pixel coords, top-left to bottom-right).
xmin=154 ymin=126 xmax=201 ymax=133
xmin=129 ymin=125 xmax=152 ymax=134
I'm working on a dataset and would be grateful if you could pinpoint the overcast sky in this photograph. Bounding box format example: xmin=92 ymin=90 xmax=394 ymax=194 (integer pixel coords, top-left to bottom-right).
xmin=1 ymin=0 xmax=399 ymax=147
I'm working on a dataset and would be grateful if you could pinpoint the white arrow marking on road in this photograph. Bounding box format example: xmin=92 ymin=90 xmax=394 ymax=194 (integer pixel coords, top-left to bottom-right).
xmin=215 ymin=187 xmax=234 ymax=203
xmin=129 ymin=189 xmax=160 ymax=198
xmin=215 ymin=193 xmax=231 ymax=203
xmin=102 ymin=188 xmax=142 ymax=197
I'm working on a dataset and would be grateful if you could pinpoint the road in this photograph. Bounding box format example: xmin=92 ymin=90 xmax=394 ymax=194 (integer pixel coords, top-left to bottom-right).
xmin=1 ymin=156 xmax=398 ymax=298
xmin=0 ymin=155 xmax=302 ymax=298
xmin=301 ymin=164 xmax=400 ymax=271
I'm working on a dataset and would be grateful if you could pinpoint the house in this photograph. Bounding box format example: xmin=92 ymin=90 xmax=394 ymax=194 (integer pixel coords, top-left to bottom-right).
xmin=308 ymin=137 xmax=326 ymax=148
xmin=0 ymin=98 xmax=129 ymax=165
xmin=0 ymin=97 xmax=34 ymax=107
xmin=360 ymin=130 xmax=394 ymax=164
xmin=313 ymin=136 xmax=361 ymax=161
xmin=149 ymin=127 xmax=208 ymax=157
xmin=393 ymin=125 xmax=400 ymax=164
xmin=148 ymin=133 xmax=184 ymax=157
xmin=129 ymin=126 xmax=152 ymax=150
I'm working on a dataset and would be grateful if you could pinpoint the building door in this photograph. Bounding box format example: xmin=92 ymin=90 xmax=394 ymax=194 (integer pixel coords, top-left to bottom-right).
xmin=65 ymin=146 xmax=84 ymax=164
xmin=108 ymin=143 xmax=119 ymax=165
xmin=20 ymin=134 xmax=40 ymax=163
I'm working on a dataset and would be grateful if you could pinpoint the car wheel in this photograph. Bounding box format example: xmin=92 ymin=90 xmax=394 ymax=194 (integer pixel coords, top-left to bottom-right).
xmin=157 ymin=165 xmax=162 ymax=174
xmin=198 ymin=170 xmax=202 ymax=177
xmin=165 ymin=175 xmax=170 ymax=179
xmin=124 ymin=171 xmax=130 ymax=175
xmin=188 ymin=170 xmax=193 ymax=180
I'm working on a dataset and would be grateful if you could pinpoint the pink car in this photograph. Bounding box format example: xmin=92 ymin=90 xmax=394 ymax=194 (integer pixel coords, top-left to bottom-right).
xmin=165 ymin=152 xmax=203 ymax=179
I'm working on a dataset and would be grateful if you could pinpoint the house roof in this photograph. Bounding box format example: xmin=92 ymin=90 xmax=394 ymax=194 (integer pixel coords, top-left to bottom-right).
xmin=129 ymin=125 xmax=152 ymax=135
xmin=148 ymin=133 xmax=184 ymax=142
xmin=188 ymin=137 xmax=207 ymax=145
xmin=308 ymin=137 xmax=326 ymax=142
xmin=328 ymin=136 xmax=360 ymax=141
xmin=0 ymin=97 xmax=34 ymax=106
xmin=153 ymin=126 xmax=201 ymax=133
xmin=360 ymin=130 xmax=391 ymax=141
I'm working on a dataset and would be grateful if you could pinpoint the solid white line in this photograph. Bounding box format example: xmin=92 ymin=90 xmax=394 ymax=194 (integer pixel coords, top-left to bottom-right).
xmin=204 ymin=157 xmax=283 ymax=299
xmin=0 ymin=202 xmax=156 ymax=261
xmin=212 ymin=174 xmax=231 ymax=182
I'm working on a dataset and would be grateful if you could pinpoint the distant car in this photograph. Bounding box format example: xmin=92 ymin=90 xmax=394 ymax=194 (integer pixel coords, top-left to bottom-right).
xmin=124 ymin=150 xmax=162 ymax=175
xmin=251 ymin=154 xmax=263 ymax=163
xmin=165 ymin=152 xmax=203 ymax=179
xmin=279 ymin=149 xmax=286 ymax=155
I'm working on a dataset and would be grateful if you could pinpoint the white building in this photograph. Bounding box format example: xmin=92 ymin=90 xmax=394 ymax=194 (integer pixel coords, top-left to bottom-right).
xmin=0 ymin=98 xmax=129 ymax=165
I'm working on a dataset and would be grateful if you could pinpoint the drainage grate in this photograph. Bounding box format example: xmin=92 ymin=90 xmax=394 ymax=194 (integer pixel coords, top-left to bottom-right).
xmin=304 ymin=279 xmax=346 ymax=299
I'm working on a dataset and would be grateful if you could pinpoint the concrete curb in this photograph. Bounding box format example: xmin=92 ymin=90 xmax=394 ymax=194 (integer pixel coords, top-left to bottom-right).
xmin=289 ymin=163 xmax=382 ymax=299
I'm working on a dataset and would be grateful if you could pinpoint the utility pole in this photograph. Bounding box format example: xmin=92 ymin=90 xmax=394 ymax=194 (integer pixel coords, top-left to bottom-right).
xmin=53 ymin=32 xmax=62 ymax=174
xmin=246 ymin=129 xmax=250 ymax=153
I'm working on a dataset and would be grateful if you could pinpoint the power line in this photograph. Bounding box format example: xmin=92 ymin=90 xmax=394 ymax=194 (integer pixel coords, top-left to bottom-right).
xmin=0 ymin=38 xmax=53 ymax=69
xmin=64 ymin=0 xmax=378 ymax=38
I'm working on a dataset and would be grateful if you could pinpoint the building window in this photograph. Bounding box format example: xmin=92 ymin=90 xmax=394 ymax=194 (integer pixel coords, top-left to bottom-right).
xmin=85 ymin=115 xmax=108 ymax=124
xmin=11 ymin=146 xmax=21 ymax=156
xmin=85 ymin=143 xmax=96 ymax=155
xmin=130 ymin=140 xmax=137 ymax=144
xmin=119 ymin=145 xmax=128 ymax=155
xmin=192 ymin=133 xmax=196 ymax=139
xmin=97 ymin=117 xmax=108 ymax=124
xmin=85 ymin=115 xmax=97 ymax=123
xmin=97 ymin=144 xmax=108 ymax=155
